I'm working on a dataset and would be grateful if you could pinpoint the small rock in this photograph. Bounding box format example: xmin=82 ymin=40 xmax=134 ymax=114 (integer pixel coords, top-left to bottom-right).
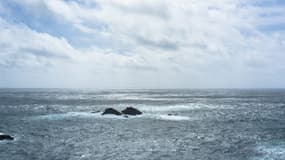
xmin=102 ymin=108 xmax=122 ymax=115
xmin=121 ymin=107 xmax=142 ymax=115
xmin=0 ymin=133 xmax=14 ymax=141
xmin=91 ymin=111 xmax=100 ymax=114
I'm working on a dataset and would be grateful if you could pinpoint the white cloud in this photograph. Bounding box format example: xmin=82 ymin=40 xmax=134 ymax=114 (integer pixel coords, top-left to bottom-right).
xmin=0 ymin=17 xmax=78 ymax=68
xmin=0 ymin=0 xmax=285 ymax=88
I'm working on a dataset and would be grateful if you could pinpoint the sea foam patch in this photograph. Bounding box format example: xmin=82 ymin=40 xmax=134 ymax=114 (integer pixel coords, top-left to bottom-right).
xmin=31 ymin=112 xmax=128 ymax=120
xmin=147 ymin=114 xmax=191 ymax=121
xmin=30 ymin=112 xmax=191 ymax=121
xmin=138 ymin=103 xmax=230 ymax=112
xmin=254 ymin=144 xmax=285 ymax=160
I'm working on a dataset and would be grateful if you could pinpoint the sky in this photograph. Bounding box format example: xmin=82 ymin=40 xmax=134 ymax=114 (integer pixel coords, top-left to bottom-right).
xmin=0 ymin=0 xmax=285 ymax=89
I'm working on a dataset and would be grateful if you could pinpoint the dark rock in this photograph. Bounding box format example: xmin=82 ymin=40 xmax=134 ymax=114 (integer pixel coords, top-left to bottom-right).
xmin=0 ymin=133 xmax=14 ymax=141
xmin=102 ymin=108 xmax=122 ymax=115
xmin=121 ymin=107 xmax=142 ymax=115
xmin=91 ymin=111 xmax=100 ymax=114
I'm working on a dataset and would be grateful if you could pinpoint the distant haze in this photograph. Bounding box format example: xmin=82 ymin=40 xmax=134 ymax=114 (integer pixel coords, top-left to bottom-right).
xmin=0 ymin=0 xmax=285 ymax=88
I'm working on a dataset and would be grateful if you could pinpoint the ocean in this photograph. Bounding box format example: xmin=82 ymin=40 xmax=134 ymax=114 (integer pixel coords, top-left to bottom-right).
xmin=0 ymin=89 xmax=285 ymax=160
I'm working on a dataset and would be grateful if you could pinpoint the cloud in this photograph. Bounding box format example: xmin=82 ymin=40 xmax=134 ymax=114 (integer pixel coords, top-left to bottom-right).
xmin=0 ymin=17 xmax=77 ymax=68
xmin=0 ymin=0 xmax=285 ymax=88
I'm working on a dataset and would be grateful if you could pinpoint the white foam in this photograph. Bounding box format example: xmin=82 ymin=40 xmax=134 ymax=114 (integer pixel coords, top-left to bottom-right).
xmin=147 ymin=114 xmax=191 ymax=121
xmin=138 ymin=103 xmax=228 ymax=112
xmin=31 ymin=112 xmax=191 ymax=121
xmin=32 ymin=112 xmax=128 ymax=120
xmin=139 ymin=105 xmax=192 ymax=112
xmin=254 ymin=144 xmax=285 ymax=160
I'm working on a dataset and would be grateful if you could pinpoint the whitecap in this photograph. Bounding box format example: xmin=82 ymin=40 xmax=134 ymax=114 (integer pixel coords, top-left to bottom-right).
xmin=254 ymin=144 xmax=285 ymax=160
xmin=145 ymin=114 xmax=190 ymax=121
xmin=30 ymin=112 xmax=191 ymax=121
xmin=32 ymin=112 xmax=131 ymax=120
xmin=137 ymin=103 xmax=229 ymax=112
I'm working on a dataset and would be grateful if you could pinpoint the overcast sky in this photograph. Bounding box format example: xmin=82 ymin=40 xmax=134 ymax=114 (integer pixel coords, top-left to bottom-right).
xmin=0 ymin=0 xmax=285 ymax=88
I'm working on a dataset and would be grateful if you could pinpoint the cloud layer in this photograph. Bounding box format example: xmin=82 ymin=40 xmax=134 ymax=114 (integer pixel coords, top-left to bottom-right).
xmin=0 ymin=0 xmax=285 ymax=88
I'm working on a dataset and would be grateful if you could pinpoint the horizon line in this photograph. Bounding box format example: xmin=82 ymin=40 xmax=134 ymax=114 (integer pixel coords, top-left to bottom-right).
xmin=0 ymin=87 xmax=285 ymax=90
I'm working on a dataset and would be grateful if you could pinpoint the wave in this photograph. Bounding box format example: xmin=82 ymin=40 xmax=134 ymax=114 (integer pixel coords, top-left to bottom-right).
xmin=30 ymin=112 xmax=191 ymax=121
xmin=144 ymin=114 xmax=190 ymax=121
xmin=137 ymin=103 xmax=230 ymax=112
xmin=254 ymin=144 xmax=285 ymax=160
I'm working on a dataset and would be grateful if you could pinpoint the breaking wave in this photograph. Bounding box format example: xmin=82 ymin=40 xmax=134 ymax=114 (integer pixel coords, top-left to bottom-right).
xmin=30 ymin=112 xmax=191 ymax=121
xmin=254 ymin=144 xmax=285 ymax=160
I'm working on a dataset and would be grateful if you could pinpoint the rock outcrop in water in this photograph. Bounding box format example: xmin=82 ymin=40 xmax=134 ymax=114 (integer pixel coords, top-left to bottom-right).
xmin=167 ymin=113 xmax=178 ymax=116
xmin=121 ymin=107 xmax=142 ymax=115
xmin=91 ymin=111 xmax=100 ymax=114
xmin=102 ymin=108 xmax=122 ymax=115
xmin=0 ymin=133 xmax=14 ymax=141
xmin=101 ymin=107 xmax=143 ymax=116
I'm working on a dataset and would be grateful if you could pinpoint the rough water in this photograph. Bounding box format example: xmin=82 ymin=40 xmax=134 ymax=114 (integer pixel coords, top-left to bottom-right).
xmin=0 ymin=89 xmax=285 ymax=160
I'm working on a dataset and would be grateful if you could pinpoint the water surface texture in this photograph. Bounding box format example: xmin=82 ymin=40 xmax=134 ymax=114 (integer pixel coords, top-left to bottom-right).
xmin=1 ymin=89 xmax=285 ymax=160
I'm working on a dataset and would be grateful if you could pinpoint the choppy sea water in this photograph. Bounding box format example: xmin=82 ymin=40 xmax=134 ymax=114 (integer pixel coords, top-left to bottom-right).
xmin=0 ymin=89 xmax=285 ymax=160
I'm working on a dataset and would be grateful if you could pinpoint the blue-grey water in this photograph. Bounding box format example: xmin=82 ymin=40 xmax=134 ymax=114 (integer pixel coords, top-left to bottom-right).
xmin=1 ymin=89 xmax=285 ymax=160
